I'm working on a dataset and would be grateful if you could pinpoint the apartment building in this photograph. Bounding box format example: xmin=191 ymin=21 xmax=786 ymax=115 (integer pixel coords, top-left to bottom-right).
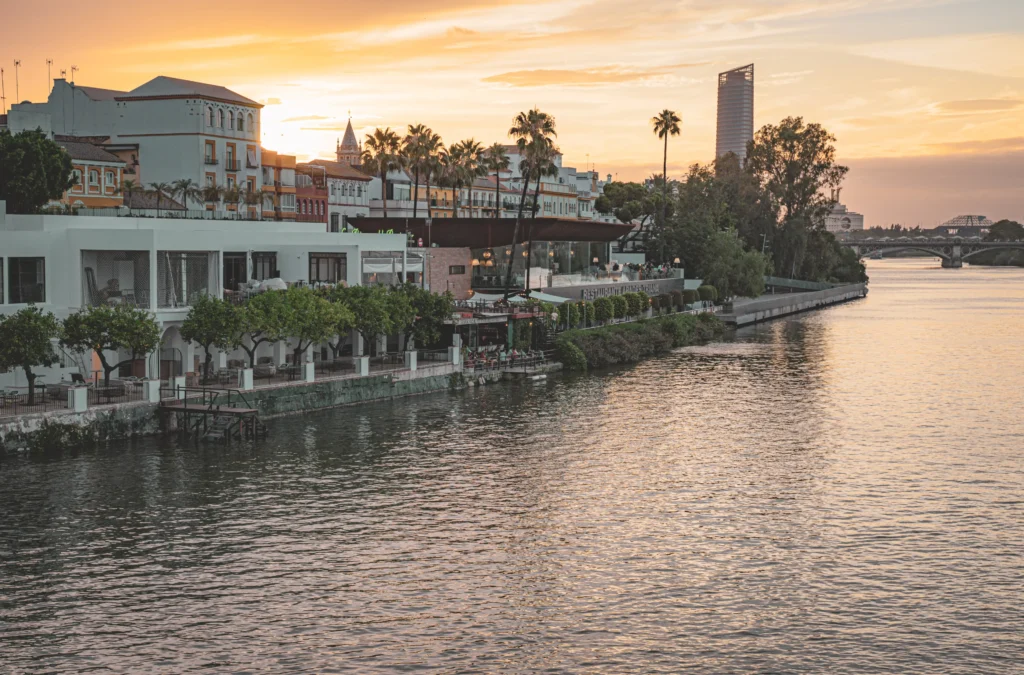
xmin=304 ymin=160 xmax=373 ymax=231
xmin=261 ymin=150 xmax=297 ymax=221
xmin=53 ymin=139 xmax=126 ymax=209
xmin=8 ymin=76 xmax=264 ymax=209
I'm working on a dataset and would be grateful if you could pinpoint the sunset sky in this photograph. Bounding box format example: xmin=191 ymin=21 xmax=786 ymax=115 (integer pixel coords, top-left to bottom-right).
xmin=2 ymin=0 xmax=1023 ymax=226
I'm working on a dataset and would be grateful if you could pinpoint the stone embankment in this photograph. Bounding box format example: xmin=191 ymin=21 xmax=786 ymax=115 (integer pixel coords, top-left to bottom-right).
xmin=718 ymin=283 xmax=868 ymax=327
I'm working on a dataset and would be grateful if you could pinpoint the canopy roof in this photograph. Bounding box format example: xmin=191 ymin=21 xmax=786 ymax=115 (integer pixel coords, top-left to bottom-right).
xmin=353 ymin=217 xmax=631 ymax=248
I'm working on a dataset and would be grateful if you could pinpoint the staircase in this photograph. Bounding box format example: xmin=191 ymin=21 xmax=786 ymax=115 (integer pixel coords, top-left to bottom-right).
xmin=202 ymin=415 xmax=236 ymax=443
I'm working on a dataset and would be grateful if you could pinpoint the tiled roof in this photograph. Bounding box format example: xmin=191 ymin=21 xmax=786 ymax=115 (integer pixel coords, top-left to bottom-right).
xmin=56 ymin=140 xmax=125 ymax=164
xmin=305 ymin=159 xmax=373 ymax=181
xmin=119 ymin=76 xmax=260 ymax=107
xmin=75 ymin=85 xmax=127 ymax=102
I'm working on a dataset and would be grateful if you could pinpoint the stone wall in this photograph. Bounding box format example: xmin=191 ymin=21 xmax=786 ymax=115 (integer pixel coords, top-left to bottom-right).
xmin=423 ymin=247 xmax=472 ymax=299
xmin=0 ymin=402 xmax=160 ymax=454
xmin=720 ymin=283 xmax=868 ymax=326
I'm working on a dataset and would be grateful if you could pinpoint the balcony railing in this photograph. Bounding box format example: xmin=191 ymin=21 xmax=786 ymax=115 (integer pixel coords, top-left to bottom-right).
xmin=204 ymin=157 xmax=219 ymax=166
xmin=225 ymin=159 xmax=241 ymax=171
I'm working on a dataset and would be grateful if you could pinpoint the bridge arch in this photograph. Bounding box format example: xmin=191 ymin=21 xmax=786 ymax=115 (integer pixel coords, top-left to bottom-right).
xmin=961 ymin=244 xmax=1024 ymax=261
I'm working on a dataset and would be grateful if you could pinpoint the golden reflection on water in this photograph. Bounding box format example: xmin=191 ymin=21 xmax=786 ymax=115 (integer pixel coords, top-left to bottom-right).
xmin=0 ymin=259 xmax=1021 ymax=673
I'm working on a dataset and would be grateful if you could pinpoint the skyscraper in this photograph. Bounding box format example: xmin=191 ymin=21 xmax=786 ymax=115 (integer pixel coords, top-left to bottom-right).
xmin=716 ymin=64 xmax=754 ymax=161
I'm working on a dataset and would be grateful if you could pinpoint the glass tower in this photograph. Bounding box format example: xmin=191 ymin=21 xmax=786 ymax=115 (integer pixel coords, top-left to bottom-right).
xmin=716 ymin=64 xmax=754 ymax=161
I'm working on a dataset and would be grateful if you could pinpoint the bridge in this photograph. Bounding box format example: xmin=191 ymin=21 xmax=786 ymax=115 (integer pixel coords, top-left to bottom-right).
xmin=842 ymin=238 xmax=1024 ymax=268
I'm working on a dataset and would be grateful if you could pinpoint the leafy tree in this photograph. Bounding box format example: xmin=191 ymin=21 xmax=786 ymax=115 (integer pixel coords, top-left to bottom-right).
xmin=233 ymin=290 xmax=292 ymax=367
xmin=181 ymin=295 xmax=241 ymax=381
xmin=396 ymin=283 xmax=453 ymax=348
xmin=610 ymin=294 xmax=628 ymax=320
xmin=745 ymin=116 xmax=848 ymax=278
xmin=596 ymin=181 xmax=661 ymax=250
xmin=62 ymin=304 xmax=161 ymax=387
xmin=404 ymin=124 xmax=431 ymax=220
xmin=0 ymin=307 xmax=62 ymax=405
xmin=334 ymin=285 xmax=393 ymax=356
xmin=284 ymin=286 xmax=345 ymax=365
xmin=0 ymin=129 xmax=75 ymax=213
xmin=701 ymin=229 xmax=768 ymax=298
xmin=986 ymin=220 xmax=1024 ymax=242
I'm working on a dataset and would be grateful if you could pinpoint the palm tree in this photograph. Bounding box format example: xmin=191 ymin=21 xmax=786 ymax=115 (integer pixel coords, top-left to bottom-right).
xmin=484 ymin=143 xmax=510 ymax=218
xmin=118 ymin=178 xmax=139 ymax=214
xmin=223 ymin=185 xmax=243 ymax=218
xmin=458 ymin=139 xmax=485 ymax=217
xmin=148 ymin=182 xmax=172 ymax=217
xmin=651 ymin=109 xmax=681 ymax=261
xmin=201 ymin=182 xmax=225 ymax=214
xmin=419 ymin=130 xmax=443 ymax=221
xmin=404 ymin=124 xmax=429 ymax=220
xmin=171 ymin=178 xmax=202 ymax=212
xmin=440 ymin=142 xmax=463 ymax=218
xmin=503 ymin=108 xmax=557 ymax=298
xmin=362 ymin=127 xmax=402 ymax=219
xmin=243 ymin=187 xmax=264 ymax=220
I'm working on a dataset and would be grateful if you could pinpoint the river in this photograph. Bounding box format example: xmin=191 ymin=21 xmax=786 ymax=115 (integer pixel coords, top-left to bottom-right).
xmin=1 ymin=259 xmax=1021 ymax=673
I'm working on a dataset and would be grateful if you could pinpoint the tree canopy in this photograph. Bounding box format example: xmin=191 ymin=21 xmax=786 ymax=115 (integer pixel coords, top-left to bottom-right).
xmin=986 ymin=220 xmax=1024 ymax=242
xmin=0 ymin=307 xmax=62 ymax=405
xmin=62 ymin=304 xmax=161 ymax=386
xmin=235 ymin=290 xmax=292 ymax=367
xmin=0 ymin=129 xmax=75 ymax=214
xmin=181 ymin=295 xmax=241 ymax=380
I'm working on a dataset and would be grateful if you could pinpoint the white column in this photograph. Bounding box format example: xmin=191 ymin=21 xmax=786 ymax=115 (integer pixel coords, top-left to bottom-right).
xmin=68 ymin=386 xmax=88 ymax=412
xmin=404 ymin=351 xmax=417 ymax=371
xmin=303 ymin=362 xmax=315 ymax=382
xmin=143 ymin=379 xmax=161 ymax=403
xmin=272 ymin=340 xmax=288 ymax=366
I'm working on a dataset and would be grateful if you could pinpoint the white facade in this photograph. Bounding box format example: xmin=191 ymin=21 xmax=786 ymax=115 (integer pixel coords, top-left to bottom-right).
xmin=825 ymin=203 xmax=865 ymax=233
xmin=0 ymin=206 xmax=406 ymax=388
xmin=8 ymin=77 xmax=264 ymax=210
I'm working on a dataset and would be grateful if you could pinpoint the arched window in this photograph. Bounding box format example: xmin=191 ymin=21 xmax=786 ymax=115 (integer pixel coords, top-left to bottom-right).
xmin=217 ymin=109 xmax=224 ymax=127
xmin=207 ymin=107 xmax=214 ymax=126
xmin=228 ymin=111 xmax=235 ymax=130
xmin=246 ymin=113 xmax=254 ymax=133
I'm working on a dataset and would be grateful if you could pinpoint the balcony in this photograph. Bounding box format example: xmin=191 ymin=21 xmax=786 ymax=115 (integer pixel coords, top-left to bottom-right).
xmin=225 ymin=159 xmax=241 ymax=171
xmin=246 ymin=159 xmax=260 ymax=169
xmin=204 ymin=157 xmax=219 ymax=166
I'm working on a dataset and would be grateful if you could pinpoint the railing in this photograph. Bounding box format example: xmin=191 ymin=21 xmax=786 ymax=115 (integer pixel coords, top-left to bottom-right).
xmin=0 ymin=386 xmax=72 ymax=419
xmin=88 ymin=380 xmax=147 ymax=407
xmin=417 ymin=349 xmax=450 ymax=363
xmin=246 ymin=159 xmax=260 ymax=169
xmin=204 ymin=158 xmax=219 ymax=166
xmin=225 ymin=159 xmax=241 ymax=171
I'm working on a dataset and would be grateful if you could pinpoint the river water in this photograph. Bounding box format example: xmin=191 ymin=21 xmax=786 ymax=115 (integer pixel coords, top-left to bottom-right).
xmin=1 ymin=259 xmax=1022 ymax=673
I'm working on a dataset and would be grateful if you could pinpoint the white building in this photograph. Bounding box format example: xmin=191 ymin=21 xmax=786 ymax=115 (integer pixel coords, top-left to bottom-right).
xmin=7 ymin=77 xmax=264 ymax=210
xmin=0 ymin=201 xmax=410 ymax=389
xmin=825 ymin=203 xmax=865 ymax=233
xmin=304 ymin=160 xmax=373 ymax=231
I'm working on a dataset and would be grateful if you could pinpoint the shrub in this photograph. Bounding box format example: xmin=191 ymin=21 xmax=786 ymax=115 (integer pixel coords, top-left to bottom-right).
xmin=670 ymin=290 xmax=684 ymax=308
xmin=650 ymin=295 xmax=661 ymax=313
xmin=610 ymin=294 xmax=628 ymax=319
xmin=554 ymin=335 xmax=588 ymax=371
xmin=594 ymin=297 xmax=613 ymax=323
xmin=698 ymin=285 xmax=716 ymax=302
xmin=683 ymin=289 xmax=699 ymax=306
xmin=555 ymin=313 xmax=724 ymax=371
xmin=635 ymin=291 xmax=649 ymax=314
xmin=659 ymin=293 xmax=674 ymax=313
xmin=582 ymin=301 xmax=596 ymax=325
xmin=623 ymin=292 xmax=643 ymax=317
xmin=566 ymin=302 xmax=581 ymax=328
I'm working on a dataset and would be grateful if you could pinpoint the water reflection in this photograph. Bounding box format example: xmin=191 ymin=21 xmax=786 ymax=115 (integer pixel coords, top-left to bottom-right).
xmin=1 ymin=260 xmax=1021 ymax=673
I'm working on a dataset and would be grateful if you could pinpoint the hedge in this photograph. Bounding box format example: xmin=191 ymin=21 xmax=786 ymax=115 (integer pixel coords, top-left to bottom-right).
xmin=593 ymin=297 xmax=613 ymax=323
xmin=610 ymin=294 xmax=628 ymax=319
xmin=698 ymin=285 xmax=717 ymax=302
xmin=683 ymin=289 xmax=699 ymax=305
xmin=554 ymin=313 xmax=725 ymax=371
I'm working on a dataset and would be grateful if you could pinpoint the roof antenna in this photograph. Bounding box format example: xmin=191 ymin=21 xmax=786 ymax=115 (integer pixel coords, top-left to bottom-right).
xmin=1 ymin=68 xmax=5 ymax=114
xmin=70 ymin=65 xmax=78 ymax=85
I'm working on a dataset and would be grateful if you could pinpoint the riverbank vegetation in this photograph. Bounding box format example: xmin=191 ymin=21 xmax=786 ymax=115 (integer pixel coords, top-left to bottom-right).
xmin=555 ymin=313 xmax=724 ymax=372
xmin=600 ymin=116 xmax=867 ymax=292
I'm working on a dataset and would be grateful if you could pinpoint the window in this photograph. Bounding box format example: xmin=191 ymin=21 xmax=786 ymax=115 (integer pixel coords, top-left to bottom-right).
xmin=227 ymin=176 xmax=236 ymax=189
xmin=106 ymin=170 xmax=115 ymax=185
xmin=449 ymin=265 xmax=466 ymax=275
xmin=207 ymin=107 xmax=214 ymax=126
xmin=205 ymin=141 xmax=215 ymax=164
xmin=330 ymin=213 xmax=340 ymax=232
xmin=217 ymin=109 xmax=224 ymax=127
xmin=89 ymin=170 xmax=99 ymax=185
xmin=238 ymin=114 xmax=245 ymax=131
xmin=251 ymin=252 xmax=278 ymax=281
xmin=246 ymin=113 xmax=254 ymax=132
xmin=247 ymin=178 xmax=255 ymax=193
xmin=310 ymin=253 xmax=346 ymax=283
xmin=8 ymin=257 xmax=46 ymax=304
xmin=229 ymin=111 xmax=235 ymax=129
xmin=72 ymin=169 xmax=83 ymax=191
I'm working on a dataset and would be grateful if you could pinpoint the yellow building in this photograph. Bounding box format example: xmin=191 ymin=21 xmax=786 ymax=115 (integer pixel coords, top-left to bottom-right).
xmin=261 ymin=150 xmax=297 ymax=221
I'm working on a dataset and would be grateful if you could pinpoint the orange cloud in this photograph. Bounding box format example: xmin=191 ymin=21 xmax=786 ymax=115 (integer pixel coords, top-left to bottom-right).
xmin=484 ymin=63 xmax=706 ymax=87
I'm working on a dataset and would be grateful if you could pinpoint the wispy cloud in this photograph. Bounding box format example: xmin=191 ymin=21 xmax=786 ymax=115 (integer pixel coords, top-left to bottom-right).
xmin=282 ymin=115 xmax=331 ymax=123
xmin=931 ymin=99 xmax=1023 ymax=115
xmin=484 ymin=63 xmax=705 ymax=88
